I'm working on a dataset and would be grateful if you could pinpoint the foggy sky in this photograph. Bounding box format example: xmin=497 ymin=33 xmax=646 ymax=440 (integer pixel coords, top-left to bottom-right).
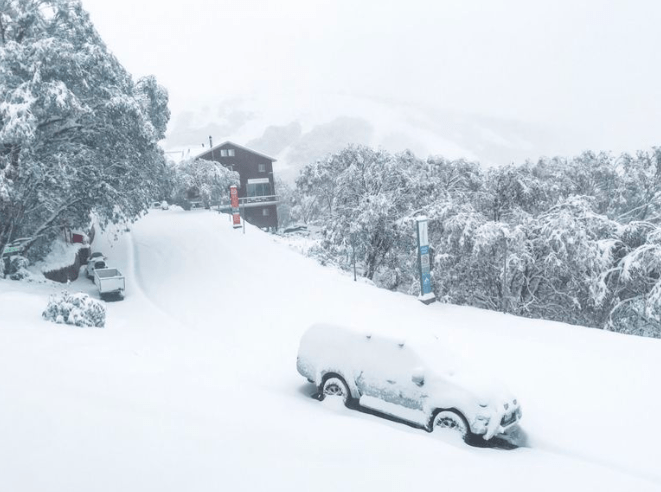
xmin=81 ymin=0 xmax=661 ymax=154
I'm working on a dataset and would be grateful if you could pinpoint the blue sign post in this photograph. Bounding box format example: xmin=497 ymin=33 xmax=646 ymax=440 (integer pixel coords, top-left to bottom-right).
xmin=416 ymin=217 xmax=435 ymax=304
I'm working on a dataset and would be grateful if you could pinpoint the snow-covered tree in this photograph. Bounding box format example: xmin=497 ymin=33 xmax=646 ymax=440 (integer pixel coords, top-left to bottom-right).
xmin=478 ymin=164 xmax=551 ymax=221
xmin=296 ymin=145 xmax=416 ymax=281
xmin=294 ymin=141 xmax=661 ymax=338
xmin=171 ymin=158 xmax=239 ymax=209
xmin=525 ymin=197 xmax=618 ymax=325
xmin=0 ymin=0 xmax=170 ymax=258
xmin=594 ymin=222 xmax=661 ymax=338
xmin=274 ymin=177 xmax=294 ymax=229
xmin=295 ymin=149 xmax=355 ymax=220
xmin=614 ymin=149 xmax=661 ymax=224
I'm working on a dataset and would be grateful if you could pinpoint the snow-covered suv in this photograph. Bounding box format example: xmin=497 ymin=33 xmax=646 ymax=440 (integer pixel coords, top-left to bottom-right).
xmin=297 ymin=323 xmax=522 ymax=442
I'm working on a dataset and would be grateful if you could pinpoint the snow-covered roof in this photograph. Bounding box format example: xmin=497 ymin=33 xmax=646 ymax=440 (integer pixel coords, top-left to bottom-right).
xmin=194 ymin=141 xmax=277 ymax=162
xmin=162 ymin=146 xmax=200 ymax=163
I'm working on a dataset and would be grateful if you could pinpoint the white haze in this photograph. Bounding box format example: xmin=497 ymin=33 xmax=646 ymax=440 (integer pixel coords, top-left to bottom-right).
xmin=82 ymin=0 xmax=661 ymax=162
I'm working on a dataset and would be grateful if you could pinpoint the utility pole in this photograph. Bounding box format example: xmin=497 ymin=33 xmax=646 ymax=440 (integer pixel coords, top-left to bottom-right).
xmin=242 ymin=199 xmax=246 ymax=234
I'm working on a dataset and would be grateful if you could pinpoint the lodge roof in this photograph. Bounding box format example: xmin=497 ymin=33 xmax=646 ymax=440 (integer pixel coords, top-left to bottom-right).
xmin=195 ymin=141 xmax=277 ymax=162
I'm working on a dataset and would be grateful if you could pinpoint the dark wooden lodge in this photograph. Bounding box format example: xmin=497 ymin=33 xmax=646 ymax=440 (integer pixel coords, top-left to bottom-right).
xmin=197 ymin=141 xmax=278 ymax=229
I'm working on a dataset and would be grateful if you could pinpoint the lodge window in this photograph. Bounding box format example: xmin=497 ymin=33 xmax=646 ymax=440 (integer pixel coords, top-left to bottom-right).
xmin=228 ymin=149 xmax=235 ymax=156
xmin=262 ymin=208 xmax=270 ymax=216
xmin=258 ymin=163 xmax=266 ymax=173
xmin=220 ymin=149 xmax=228 ymax=157
xmin=247 ymin=178 xmax=271 ymax=197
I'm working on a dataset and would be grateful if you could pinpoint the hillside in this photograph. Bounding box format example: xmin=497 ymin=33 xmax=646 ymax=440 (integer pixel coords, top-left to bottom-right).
xmin=1 ymin=209 xmax=660 ymax=491
xmin=163 ymin=93 xmax=589 ymax=181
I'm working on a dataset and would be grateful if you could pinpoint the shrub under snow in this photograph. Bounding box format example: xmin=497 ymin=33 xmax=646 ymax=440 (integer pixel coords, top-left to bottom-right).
xmin=42 ymin=291 xmax=106 ymax=328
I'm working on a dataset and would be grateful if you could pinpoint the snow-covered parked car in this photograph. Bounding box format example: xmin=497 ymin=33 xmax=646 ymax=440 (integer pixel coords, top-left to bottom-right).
xmin=283 ymin=224 xmax=308 ymax=234
xmin=85 ymin=253 xmax=107 ymax=279
xmin=297 ymin=323 xmax=522 ymax=442
xmin=88 ymin=251 xmax=104 ymax=262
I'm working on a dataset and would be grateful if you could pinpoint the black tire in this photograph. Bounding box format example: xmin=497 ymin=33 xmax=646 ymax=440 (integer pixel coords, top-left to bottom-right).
xmin=431 ymin=409 xmax=472 ymax=441
xmin=320 ymin=375 xmax=353 ymax=408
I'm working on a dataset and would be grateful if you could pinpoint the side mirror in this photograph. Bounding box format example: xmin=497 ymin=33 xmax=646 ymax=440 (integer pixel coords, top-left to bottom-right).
xmin=412 ymin=368 xmax=425 ymax=387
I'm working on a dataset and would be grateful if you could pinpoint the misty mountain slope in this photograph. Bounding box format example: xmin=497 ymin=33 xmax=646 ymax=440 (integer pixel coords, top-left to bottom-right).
xmin=1 ymin=209 xmax=660 ymax=491
xmin=164 ymin=93 xmax=587 ymax=181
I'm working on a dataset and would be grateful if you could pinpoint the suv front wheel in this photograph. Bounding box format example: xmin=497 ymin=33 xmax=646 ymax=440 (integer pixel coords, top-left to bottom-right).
xmin=432 ymin=409 xmax=471 ymax=441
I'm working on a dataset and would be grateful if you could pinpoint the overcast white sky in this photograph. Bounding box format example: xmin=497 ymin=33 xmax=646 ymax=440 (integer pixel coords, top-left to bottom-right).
xmin=81 ymin=0 xmax=661 ymax=153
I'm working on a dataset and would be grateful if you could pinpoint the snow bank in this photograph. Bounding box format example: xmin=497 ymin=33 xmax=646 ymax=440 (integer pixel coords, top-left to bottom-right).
xmin=37 ymin=239 xmax=86 ymax=273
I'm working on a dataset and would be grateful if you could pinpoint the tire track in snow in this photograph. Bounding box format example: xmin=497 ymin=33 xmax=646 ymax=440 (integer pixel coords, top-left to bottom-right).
xmin=122 ymin=230 xmax=179 ymax=326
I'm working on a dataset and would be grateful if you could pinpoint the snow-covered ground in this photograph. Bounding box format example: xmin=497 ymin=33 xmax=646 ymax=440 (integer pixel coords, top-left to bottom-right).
xmin=1 ymin=208 xmax=660 ymax=492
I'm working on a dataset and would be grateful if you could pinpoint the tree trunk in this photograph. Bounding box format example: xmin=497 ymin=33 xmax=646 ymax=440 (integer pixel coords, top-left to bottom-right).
xmin=7 ymin=145 xmax=20 ymax=179
xmin=20 ymin=198 xmax=82 ymax=255
xmin=0 ymin=15 xmax=5 ymax=46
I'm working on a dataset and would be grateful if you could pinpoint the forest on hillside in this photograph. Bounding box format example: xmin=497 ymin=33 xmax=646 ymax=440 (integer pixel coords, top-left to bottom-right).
xmin=291 ymin=145 xmax=661 ymax=338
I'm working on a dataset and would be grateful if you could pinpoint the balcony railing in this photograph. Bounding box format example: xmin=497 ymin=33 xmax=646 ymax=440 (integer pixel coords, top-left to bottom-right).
xmin=213 ymin=194 xmax=279 ymax=211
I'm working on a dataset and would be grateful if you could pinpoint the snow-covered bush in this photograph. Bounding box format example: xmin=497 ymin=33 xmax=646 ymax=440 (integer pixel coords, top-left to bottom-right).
xmin=8 ymin=256 xmax=31 ymax=281
xmin=373 ymin=266 xmax=401 ymax=291
xmin=307 ymin=241 xmax=346 ymax=269
xmin=42 ymin=292 xmax=106 ymax=328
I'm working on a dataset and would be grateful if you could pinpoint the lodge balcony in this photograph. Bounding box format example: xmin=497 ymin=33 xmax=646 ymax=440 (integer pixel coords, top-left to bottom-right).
xmin=213 ymin=194 xmax=279 ymax=211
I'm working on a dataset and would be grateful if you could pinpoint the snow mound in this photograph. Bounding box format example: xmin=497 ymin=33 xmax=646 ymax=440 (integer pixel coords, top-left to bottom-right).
xmin=42 ymin=291 xmax=106 ymax=328
xmin=37 ymin=239 xmax=85 ymax=273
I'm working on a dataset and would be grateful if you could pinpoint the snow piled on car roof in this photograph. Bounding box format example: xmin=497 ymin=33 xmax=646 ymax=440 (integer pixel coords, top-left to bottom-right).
xmin=303 ymin=322 xmax=500 ymax=390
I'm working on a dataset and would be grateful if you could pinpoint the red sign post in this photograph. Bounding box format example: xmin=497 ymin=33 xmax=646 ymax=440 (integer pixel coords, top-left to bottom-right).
xmin=230 ymin=186 xmax=241 ymax=228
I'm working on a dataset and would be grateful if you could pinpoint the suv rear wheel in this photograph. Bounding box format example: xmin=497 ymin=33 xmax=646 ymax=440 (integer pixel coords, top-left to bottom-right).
xmin=320 ymin=376 xmax=352 ymax=407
